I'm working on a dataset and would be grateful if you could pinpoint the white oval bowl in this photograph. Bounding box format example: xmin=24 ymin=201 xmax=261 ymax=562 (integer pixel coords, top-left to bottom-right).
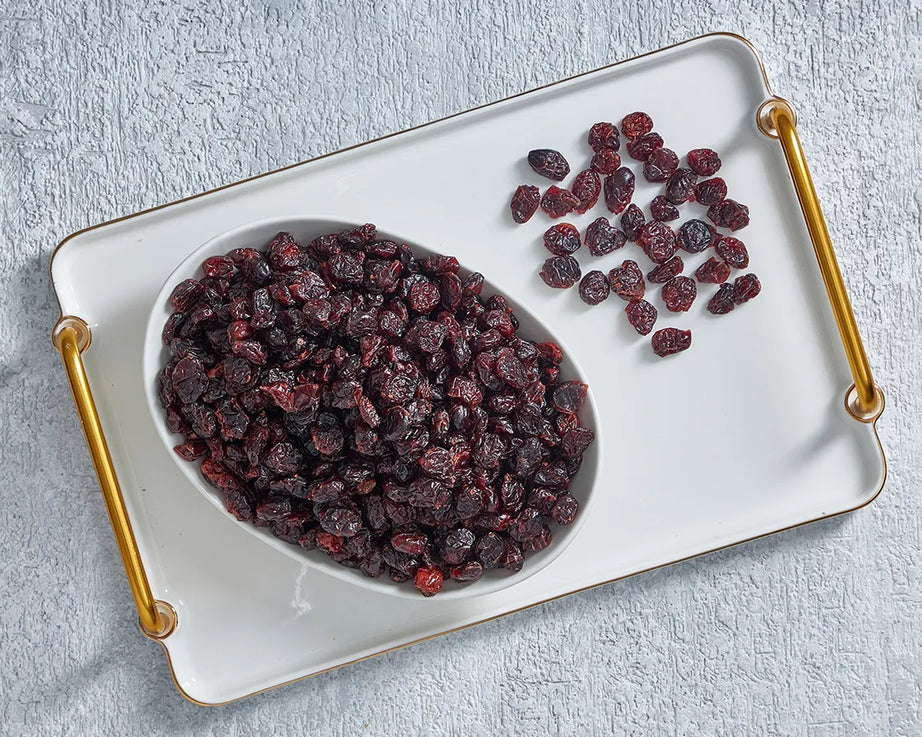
xmin=143 ymin=216 xmax=600 ymax=600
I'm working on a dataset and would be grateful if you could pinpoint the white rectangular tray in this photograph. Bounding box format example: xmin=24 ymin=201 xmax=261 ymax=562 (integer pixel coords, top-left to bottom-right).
xmin=50 ymin=33 xmax=886 ymax=705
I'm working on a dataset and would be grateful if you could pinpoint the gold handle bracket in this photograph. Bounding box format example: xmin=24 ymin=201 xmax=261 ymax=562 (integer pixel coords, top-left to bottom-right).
xmin=52 ymin=316 xmax=176 ymax=639
xmin=757 ymin=97 xmax=884 ymax=423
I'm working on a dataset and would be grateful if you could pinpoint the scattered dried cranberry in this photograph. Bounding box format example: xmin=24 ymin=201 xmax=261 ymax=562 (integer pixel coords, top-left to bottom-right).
xmin=510 ymin=185 xmax=541 ymax=223
xmin=707 ymin=283 xmax=737 ymax=314
xmin=620 ymin=204 xmax=646 ymax=241
xmin=414 ymin=565 xmax=444 ymax=596
xmin=651 ymin=327 xmax=692 ymax=357
xmin=734 ymin=273 xmax=761 ymax=303
xmin=687 ymin=148 xmax=721 ymax=176
xmin=695 ymin=258 xmax=731 ymax=284
xmin=661 ymin=276 xmax=697 ymax=312
xmin=626 ymin=132 xmax=663 ymax=162
xmin=707 ymin=199 xmax=750 ymax=231
xmin=584 ymin=217 xmax=626 ymax=257
xmin=625 ymin=299 xmax=657 ymax=335
xmin=664 ymin=168 xmax=698 ymax=205
xmin=590 ymin=148 xmax=621 ymax=175
xmin=571 ymin=170 xmax=601 ymax=214
xmin=637 ymin=222 xmax=676 ymax=264
xmin=650 ymin=195 xmax=679 ymax=222
xmin=539 ymin=256 xmax=581 ymax=288
xmin=528 ymin=149 xmax=570 ymax=181
xmin=621 ymin=112 xmax=654 ymax=140
xmin=603 ymin=167 xmax=635 ymax=215
xmin=694 ymin=177 xmax=727 ymax=206
xmin=715 ymin=237 xmax=749 ymax=269
xmin=588 ymin=122 xmax=620 ymax=152
xmin=676 ymin=219 xmax=717 ymax=253
xmin=647 ymin=255 xmax=684 ymax=284
xmin=643 ymin=148 xmax=679 ymax=183
xmin=541 ymin=186 xmax=580 ymax=219
xmin=543 ymin=223 xmax=581 ymax=255
xmin=608 ymin=260 xmax=645 ymax=301
xmin=578 ymin=270 xmax=611 ymax=305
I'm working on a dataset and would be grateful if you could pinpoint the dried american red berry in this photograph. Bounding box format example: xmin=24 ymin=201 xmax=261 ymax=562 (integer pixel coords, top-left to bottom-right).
xmin=608 ymin=260 xmax=645 ymax=301
xmin=620 ymin=204 xmax=645 ymax=241
xmin=571 ymin=170 xmax=601 ymax=214
xmin=664 ymin=168 xmax=698 ymax=204
xmin=651 ymin=327 xmax=692 ymax=357
xmin=543 ymin=223 xmax=581 ymax=255
xmin=541 ymin=186 xmax=580 ymax=219
xmin=650 ymin=195 xmax=679 ymax=222
xmin=539 ymin=256 xmax=581 ymax=289
xmin=625 ymin=299 xmax=657 ymax=335
xmin=694 ymin=177 xmax=727 ymax=206
xmin=528 ymin=149 xmax=570 ymax=181
xmin=584 ymin=217 xmax=626 ymax=256
xmin=676 ymin=219 xmax=717 ymax=253
xmin=551 ymin=493 xmax=579 ymax=525
xmin=734 ymin=273 xmax=761 ymax=303
xmin=687 ymin=148 xmax=721 ymax=176
xmin=510 ymin=185 xmax=541 ymax=223
xmin=578 ymin=270 xmax=611 ymax=305
xmin=588 ymin=121 xmax=620 ymax=152
xmin=643 ymin=147 xmax=679 ymax=183
xmin=626 ymin=132 xmax=663 ymax=162
xmin=603 ymin=167 xmax=635 ymax=215
xmin=551 ymin=382 xmax=588 ymax=414
xmin=707 ymin=199 xmax=750 ymax=231
xmin=621 ymin=112 xmax=654 ymax=140
xmin=637 ymin=221 xmax=676 ymax=264
xmin=695 ymin=258 xmax=731 ymax=284
xmin=590 ymin=148 xmax=621 ymax=175
xmin=647 ymin=255 xmax=684 ymax=284
xmin=414 ymin=565 xmax=444 ymax=596
xmin=661 ymin=276 xmax=697 ymax=312
xmin=715 ymin=236 xmax=749 ymax=269
xmin=707 ymin=283 xmax=736 ymax=314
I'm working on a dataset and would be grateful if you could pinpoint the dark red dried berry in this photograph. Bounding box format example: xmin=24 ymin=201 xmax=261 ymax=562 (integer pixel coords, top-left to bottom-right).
xmin=694 ymin=177 xmax=727 ymax=206
xmin=650 ymin=195 xmax=679 ymax=222
xmin=620 ymin=204 xmax=645 ymax=241
xmin=608 ymin=260 xmax=645 ymax=301
xmin=551 ymin=493 xmax=579 ymax=525
xmin=625 ymin=299 xmax=657 ymax=335
xmin=588 ymin=122 xmax=620 ymax=152
xmin=643 ymin=148 xmax=679 ymax=183
xmin=590 ymin=148 xmax=621 ymax=175
xmin=626 ymin=132 xmax=663 ymax=162
xmin=661 ymin=276 xmax=697 ymax=312
xmin=528 ymin=149 xmax=570 ymax=181
xmin=664 ymin=168 xmax=698 ymax=204
xmin=676 ymin=219 xmax=717 ymax=253
xmin=571 ymin=170 xmax=601 ymax=214
xmin=578 ymin=270 xmax=611 ymax=305
xmin=707 ymin=283 xmax=737 ymax=314
xmin=687 ymin=148 xmax=721 ymax=176
xmin=707 ymin=199 xmax=750 ymax=231
xmin=543 ymin=223 xmax=581 ymax=255
xmin=734 ymin=273 xmax=761 ymax=303
xmin=584 ymin=217 xmax=626 ymax=257
xmin=202 ymin=256 xmax=234 ymax=278
xmin=715 ymin=236 xmax=749 ymax=269
xmin=414 ymin=565 xmax=444 ymax=596
xmin=621 ymin=112 xmax=654 ymax=140
xmin=510 ymin=185 xmax=541 ymax=223
xmin=651 ymin=327 xmax=692 ymax=357
xmin=637 ymin=222 xmax=676 ymax=264
xmin=603 ymin=167 xmax=635 ymax=215
xmin=551 ymin=382 xmax=588 ymax=415
xmin=695 ymin=258 xmax=731 ymax=284
xmin=539 ymin=256 xmax=581 ymax=289
xmin=647 ymin=255 xmax=684 ymax=284
xmin=541 ymin=186 xmax=580 ymax=219
xmin=408 ymin=281 xmax=442 ymax=312
xmin=450 ymin=561 xmax=484 ymax=582
xmin=169 ymin=279 xmax=205 ymax=312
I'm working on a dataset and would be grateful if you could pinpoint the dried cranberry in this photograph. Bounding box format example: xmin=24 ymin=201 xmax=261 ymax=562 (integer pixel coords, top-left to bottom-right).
xmin=695 ymin=258 xmax=731 ymax=284
xmin=578 ymin=270 xmax=611 ymax=305
xmin=621 ymin=112 xmax=654 ymax=140
xmin=715 ymin=237 xmax=749 ymax=269
xmin=646 ymin=255 xmax=684 ymax=284
xmin=676 ymin=219 xmax=717 ymax=253
xmin=551 ymin=493 xmax=579 ymax=525
xmin=694 ymin=177 xmax=727 ymax=206
xmin=707 ymin=200 xmax=750 ymax=231
xmin=620 ymin=204 xmax=645 ymax=242
xmin=543 ymin=223 xmax=581 ymax=255
xmin=510 ymin=185 xmax=541 ymax=223
xmin=650 ymin=195 xmax=679 ymax=222
xmin=539 ymin=256 xmax=581 ymax=289
xmin=661 ymin=276 xmax=697 ymax=312
xmin=528 ymin=149 xmax=570 ymax=181
xmin=551 ymin=382 xmax=588 ymax=414
xmin=603 ymin=167 xmax=635 ymax=215
xmin=637 ymin=222 xmax=676 ymax=264
xmin=625 ymin=300 xmax=657 ymax=335
xmin=626 ymin=132 xmax=663 ymax=162
xmin=584 ymin=217 xmax=626 ymax=256
xmin=643 ymin=148 xmax=679 ymax=183
xmin=571 ymin=170 xmax=601 ymax=214
xmin=540 ymin=186 xmax=580 ymax=219
xmin=590 ymin=148 xmax=621 ymax=175
xmin=707 ymin=283 xmax=737 ymax=314
xmin=588 ymin=121 xmax=620 ymax=152
xmin=608 ymin=260 xmax=645 ymax=301
xmin=664 ymin=168 xmax=698 ymax=204
xmin=734 ymin=273 xmax=761 ymax=303
xmin=651 ymin=327 xmax=692 ymax=357
xmin=687 ymin=148 xmax=721 ymax=176
xmin=414 ymin=565 xmax=444 ymax=596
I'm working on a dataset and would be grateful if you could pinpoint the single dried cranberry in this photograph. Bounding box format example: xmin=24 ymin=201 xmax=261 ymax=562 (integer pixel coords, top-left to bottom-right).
xmin=651 ymin=327 xmax=692 ymax=357
xmin=647 ymin=255 xmax=684 ymax=284
xmin=626 ymin=132 xmax=663 ymax=162
xmin=391 ymin=531 xmax=427 ymax=556
xmin=661 ymin=276 xmax=697 ymax=312
xmin=664 ymin=168 xmax=698 ymax=204
xmin=476 ymin=532 xmax=505 ymax=568
xmin=528 ymin=149 xmax=570 ymax=180
xmin=650 ymin=195 xmax=679 ymax=222
xmin=169 ymin=279 xmax=205 ymax=312
xmin=687 ymin=148 xmax=721 ymax=176
xmin=590 ymin=148 xmax=621 ymax=175
xmin=450 ymin=561 xmax=484 ymax=582
xmin=584 ymin=217 xmax=626 ymax=256
xmin=408 ymin=281 xmax=442 ymax=312
xmin=621 ymin=112 xmax=654 ymax=140
xmin=603 ymin=167 xmax=635 ymax=215
xmin=643 ymin=148 xmax=679 ymax=183
xmin=694 ymin=177 xmax=727 ymax=206
xmin=543 ymin=223 xmax=581 ymax=255
xmin=202 ymin=256 xmax=234 ymax=278
xmin=539 ymin=256 xmax=581 ymax=289
xmin=540 ymin=186 xmax=580 ymax=219
xmin=578 ymin=270 xmax=611 ymax=305
xmin=620 ymin=204 xmax=645 ymax=241
xmin=637 ymin=222 xmax=676 ymax=264
xmin=510 ymin=185 xmax=541 ymax=223
xmin=551 ymin=493 xmax=579 ymax=525
xmin=676 ymin=219 xmax=717 ymax=253
xmin=695 ymin=258 xmax=731 ymax=284
xmin=715 ymin=236 xmax=749 ymax=269
xmin=571 ymin=170 xmax=601 ymax=214
xmin=588 ymin=121 xmax=620 ymax=152
xmin=625 ymin=299 xmax=657 ymax=335
xmin=608 ymin=260 xmax=645 ymax=301
xmin=707 ymin=199 xmax=750 ymax=231
xmin=734 ymin=273 xmax=761 ymax=303
xmin=707 ymin=283 xmax=737 ymax=314
xmin=414 ymin=565 xmax=444 ymax=596
xmin=551 ymin=382 xmax=588 ymax=414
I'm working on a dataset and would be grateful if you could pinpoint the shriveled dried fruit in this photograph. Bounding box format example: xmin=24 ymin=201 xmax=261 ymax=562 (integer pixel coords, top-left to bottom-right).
xmin=620 ymin=204 xmax=645 ymax=242
xmin=643 ymin=147 xmax=679 ymax=183
xmin=539 ymin=256 xmax=581 ymax=289
xmin=695 ymin=257 xmax=731 ymax=284
xmin=528 ymin=149 xmax=570 ymax=181
xmin=603 ymin=167 xmax=635 ymax=215
xmin=734 ymin=273 xmax=761 ymax=303
xmin=543 ymin=223 xmax=581 ymax=255
xmin=664 ymin=168 xmax=698 ymax=204
xmin=590 ymin=148 xmax=621 ymax=175
xmin=625 ymin=299 xmax=657 ymax=335
xmin=676 ymin=219 xmax=717 ymax=253
xmin=707 ymin=199 xmax=750 ymax=231
xmin=571 ymin=170 xmax=601 ymax=214
xmin=707 ymin=283 xmax=736 ymax=314
xmin=637 ymin=221 xmax=676 ymax=264
xmin=694 ymin=177 xmax=727 ymax=207
xmin=647 ymin=255 xmax=684 ymax=284
xmin=414 ymin=565 xmax=444 ymax=596
xmin=687 ymin=148 xmax=721 ymax=176
xmin=626 ymin=132 xmax=663 ymax=162
xmin=551 ymin=382 xmax=588 ymax=414
xmin=651 ymin=327 xmax=692 ymax=357
xmin=510 ymin=185 xmax=541 ymax=223
xmin=578 ymin=270 xmax=611 ymax=305
xmin=621 ymin=112 xmax=654 ymax=140
xmin=608 ymin=260 xmax=645 ymax=301
xmin=650 ymin=195 xmax=679 ymax=222
xmin=584 ymin=217 xmax=626 ymax=257
xmin=541 ymin=186 xmax=580 ymax=219
xmin=588 ymin=122 xmax=620 ymax=152
xmin=715 ymin=236 xmax=749 ymax=269
xmin=661 ymin=275 xmax=697 ymax=312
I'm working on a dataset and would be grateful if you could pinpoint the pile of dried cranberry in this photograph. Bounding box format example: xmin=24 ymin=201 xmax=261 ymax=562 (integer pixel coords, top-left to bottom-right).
xmin=158 ymin=225 xmax=594 ymax=596
xmin=511 ymin=112 xmax=761 ymax=357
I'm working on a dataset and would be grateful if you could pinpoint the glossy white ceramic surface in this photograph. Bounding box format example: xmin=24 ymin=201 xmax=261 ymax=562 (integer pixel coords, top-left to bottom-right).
xmin=50 ymin=34 xmax=885 ymax=704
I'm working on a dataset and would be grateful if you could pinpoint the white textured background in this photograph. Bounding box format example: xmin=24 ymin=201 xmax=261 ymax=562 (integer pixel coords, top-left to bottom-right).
xmin=1 ymin=1 xmax=920 ymax=734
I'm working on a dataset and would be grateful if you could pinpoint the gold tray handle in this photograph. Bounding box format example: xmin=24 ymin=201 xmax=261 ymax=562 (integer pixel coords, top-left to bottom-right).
xmin=757 ymin=98 xmax=884 ymax=422
xmin=52 ymin=316 xmax=176 ymax=639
